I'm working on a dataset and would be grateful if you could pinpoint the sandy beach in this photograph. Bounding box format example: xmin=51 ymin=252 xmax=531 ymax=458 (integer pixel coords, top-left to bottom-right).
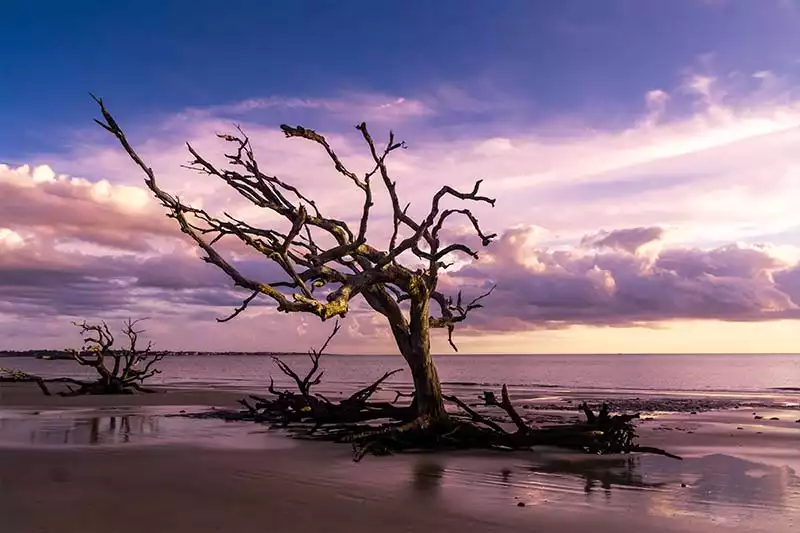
xmin=1 ymin=381 xmax=798 ymax=533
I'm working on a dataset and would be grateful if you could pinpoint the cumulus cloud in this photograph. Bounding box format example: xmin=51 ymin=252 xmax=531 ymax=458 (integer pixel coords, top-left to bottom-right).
xmin=446 ymin=227 xmax=800 ymax=332
xmin=0 ymin=164 xmax=174 ymax=252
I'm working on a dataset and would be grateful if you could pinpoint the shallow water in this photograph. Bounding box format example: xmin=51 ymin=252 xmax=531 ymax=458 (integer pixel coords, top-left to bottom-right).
xmin=327 ymin=449 xmax=800 ymax=531
xmin=0 ymin=407 xmax=294 ymax=449
xmin=6 ymin=353 xmax=800 ymax=395
xmin=0 ymin=407 xmax=797 ymax=532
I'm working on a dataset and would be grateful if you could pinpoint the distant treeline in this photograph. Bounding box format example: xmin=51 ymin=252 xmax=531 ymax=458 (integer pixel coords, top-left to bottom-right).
xmin=0 ymin=350 xmax=74 ymax=359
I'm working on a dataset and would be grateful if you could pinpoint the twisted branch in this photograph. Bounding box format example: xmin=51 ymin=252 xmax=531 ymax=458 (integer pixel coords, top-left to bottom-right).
xmin=93 ymin=95 xmax=497 ymax=355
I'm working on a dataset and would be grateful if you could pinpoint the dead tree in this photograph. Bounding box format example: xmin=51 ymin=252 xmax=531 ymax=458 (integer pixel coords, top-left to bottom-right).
xmin=59 ymin=318 xmax=165 ymax=395
xmin=93 ymin=96 xmax=496 ymax=423
xmin=237 ymin=320 xmax=412 ymax=431
xmin=93 ymin=98 xmax=679 ymax=460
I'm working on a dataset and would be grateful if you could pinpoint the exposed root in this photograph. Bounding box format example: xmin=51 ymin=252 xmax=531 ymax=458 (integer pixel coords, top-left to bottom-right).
xmin=344 ymin=368 xmax=404 ymax=405
xmin=203 ymin=375 xmax=680 ymax=463
xmin=178 ymin=324 xmax=679 ymax=462
xmin=0 ymin=368 xmax=52 ymax=396
xmin=482 ymin=384 xmax=529 ymax=434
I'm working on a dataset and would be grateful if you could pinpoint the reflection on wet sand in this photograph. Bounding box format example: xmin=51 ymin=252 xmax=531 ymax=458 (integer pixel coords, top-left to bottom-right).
xmin=525 ymin=452 xmax=799 ymax=514
xmin=411 ymin=460 xmax=446 ymax=494
xmin=1 ymin=406 xmax=797 ymax=532
xmin=365 ymin=448 xmax=799 ymax=530
xmin=645 ymin=453 xmax=798 ymax=510
xmin=0 ymin=413 xmax=159 ymax=446
xmin=0 ymin=408 xmax=295 ymax=449
xmin=531 ymin=456 xmax=667 ymax=495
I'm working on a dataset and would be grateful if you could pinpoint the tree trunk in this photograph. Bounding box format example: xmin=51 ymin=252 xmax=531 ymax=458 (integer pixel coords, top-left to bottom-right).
xmin=404 ymin=344 xmax=446 ymax=421
xmin=400 ymin=290 xmax=447 ymax=422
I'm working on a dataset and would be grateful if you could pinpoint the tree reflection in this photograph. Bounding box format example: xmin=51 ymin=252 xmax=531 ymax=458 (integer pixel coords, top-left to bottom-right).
xmin=11 ymin=414 xmax=161 ymax=445
xmin=532 ymin=456 xmax=666 ymax=495
xmin=410 ymin=460 xmax=445 ymax=494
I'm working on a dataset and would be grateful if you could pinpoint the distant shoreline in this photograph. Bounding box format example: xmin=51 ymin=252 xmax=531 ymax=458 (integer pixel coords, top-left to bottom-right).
xmin=3 ymin=351 xmax=800 ymax=358
xmin=0 ymin=350 xmax=333 ymax=359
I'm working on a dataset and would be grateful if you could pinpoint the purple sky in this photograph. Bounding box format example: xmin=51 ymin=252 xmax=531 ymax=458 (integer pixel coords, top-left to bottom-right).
xmin=2 ymin=1 xmax=800 ymax=353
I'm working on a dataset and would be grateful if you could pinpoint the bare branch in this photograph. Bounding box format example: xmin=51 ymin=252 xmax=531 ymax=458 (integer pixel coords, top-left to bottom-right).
xmin=52 ymin=317 xmax=164 ymax=395
xmin=443 ymin=394 xmax=508 ymax=434
xmin=429 ymin=285 xmax=497 ymax=351
xmin=483 ymin=385 xmax=529 ymax=434
xmin=93 ymin=96 xmax=502 ymax=421
xmin=344 ymin=368 xmax=404 ymax=405
xmin=280 ymin=124 xmax=366 ymax=190
xmin=271 ymin=320 xmax=341 ymax=397
xmin=218 ymin=291 xmax=261 ymax=323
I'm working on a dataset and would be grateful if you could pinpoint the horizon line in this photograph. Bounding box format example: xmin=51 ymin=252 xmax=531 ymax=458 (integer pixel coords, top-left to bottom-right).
xmin=2 ymin=350 xmax=799 ymax=357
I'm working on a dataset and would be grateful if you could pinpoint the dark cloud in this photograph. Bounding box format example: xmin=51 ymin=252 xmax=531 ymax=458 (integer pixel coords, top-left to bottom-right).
xmin=581 ymin=226 xmax=664 ymax=254
xmin=774 ymin=264 xmax=800 ymax=306
xmin=0 ymin=237 xmax=286 ymax=320
xmin=656 ymin=245 xmax=785 ymax=278
xmin=446 ymin=227 xmax=800 ymax=331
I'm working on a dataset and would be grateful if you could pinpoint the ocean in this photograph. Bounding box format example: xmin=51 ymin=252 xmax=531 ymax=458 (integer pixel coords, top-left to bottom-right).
xmin=4 ymin=353 xmax=800 ymax=398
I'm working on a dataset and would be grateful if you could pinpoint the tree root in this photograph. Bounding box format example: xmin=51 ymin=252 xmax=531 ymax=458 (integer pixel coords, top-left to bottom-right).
xmin=6 ymin=374 xmax=160 ymax=397
xmin=190 ymin=329 xmax=679 ymax=462
xmin=208 ymin=377 xmax=680 ymax=462
xmin=1 ymin=368 xmax=52 ymax=396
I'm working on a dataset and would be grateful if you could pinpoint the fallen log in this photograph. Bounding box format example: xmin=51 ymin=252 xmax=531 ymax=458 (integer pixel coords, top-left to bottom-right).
xmin=0 ymin=368 xmax=52 ymax=396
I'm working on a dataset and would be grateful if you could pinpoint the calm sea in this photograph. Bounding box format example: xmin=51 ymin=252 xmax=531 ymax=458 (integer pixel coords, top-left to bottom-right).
xmin=3 ymin=354 xmax=800 ymax=397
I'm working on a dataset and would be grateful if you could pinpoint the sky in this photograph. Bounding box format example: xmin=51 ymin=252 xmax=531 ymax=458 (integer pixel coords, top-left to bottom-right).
xmin=2 ymin=0 xmax=800 ymax=354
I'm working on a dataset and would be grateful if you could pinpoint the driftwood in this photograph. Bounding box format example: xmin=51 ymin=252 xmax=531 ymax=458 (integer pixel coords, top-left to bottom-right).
xmin=234 ymin=321 xmax=412 ymax=430
xmin=206 ymin=323 xmax=680 ymax=462
xmin=52 ymin=319 xmax=165 ymax=396
xmin=0 ymin=368 xmax=52 ymax=396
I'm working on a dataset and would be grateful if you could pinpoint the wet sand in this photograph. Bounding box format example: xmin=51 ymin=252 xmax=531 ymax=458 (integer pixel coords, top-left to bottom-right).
xmin=1 ymin=382 xmax=798 ymax=533
xmin=0 ymin=380 xmax=244 ymax=408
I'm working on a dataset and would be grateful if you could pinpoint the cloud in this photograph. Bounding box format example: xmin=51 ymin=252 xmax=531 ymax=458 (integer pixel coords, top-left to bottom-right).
xmin=0 ymin=163 xmax=174 ymax=252
xmin=43 ymin=69 xmax=800 ymax=251
xmin=192 ymin=92 xmax=434 ymax=124
xmin=444 ymin=227 xmax=800 ymax=333
xmin=4 ymin=69 xmax=800 ymax=351
xmin=581 ymin=226 xmax=665 ymax=254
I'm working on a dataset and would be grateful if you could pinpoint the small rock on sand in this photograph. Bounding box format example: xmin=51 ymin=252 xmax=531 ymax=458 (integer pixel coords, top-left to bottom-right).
xmin=517 ymin=502 xmax=526 ymax=507
xmin=769 ymin=417 xmax=780 ymax=421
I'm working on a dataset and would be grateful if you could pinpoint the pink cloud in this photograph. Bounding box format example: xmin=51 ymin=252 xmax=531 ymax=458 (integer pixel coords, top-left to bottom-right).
xmin=581 ymin=226 xmax=665 ymax=254
xmin=445 ymin=227 xmax=800 ymax=333
xmin=3 ymin=73 xmax=800 ymax=351
xmin=0 ymin=164 xmax=174 ymax=252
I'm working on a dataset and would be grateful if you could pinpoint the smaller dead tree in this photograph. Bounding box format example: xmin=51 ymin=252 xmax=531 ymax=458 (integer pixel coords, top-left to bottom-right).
xmin=238 ymin=320 xmax=411 ymax=428
xmin=57 ymin=319 xmax=165 ymax=395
